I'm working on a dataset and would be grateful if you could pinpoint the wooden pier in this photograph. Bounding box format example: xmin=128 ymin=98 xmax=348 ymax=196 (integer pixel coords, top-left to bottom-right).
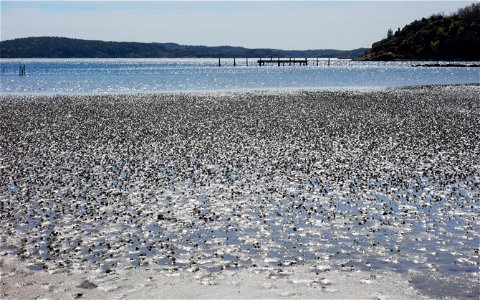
xmin=217 ymin=57 xmax=332 ymax=67
xmin=258 ymin=58 xmax=308 ymax=66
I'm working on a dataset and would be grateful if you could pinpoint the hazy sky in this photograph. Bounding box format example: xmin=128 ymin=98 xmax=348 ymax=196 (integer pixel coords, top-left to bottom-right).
xmin=1 ymin=1 xmax=476 ymax=50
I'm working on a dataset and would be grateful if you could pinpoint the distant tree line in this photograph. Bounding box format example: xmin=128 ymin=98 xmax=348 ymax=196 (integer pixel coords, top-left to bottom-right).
xmin=0 ymin=37 xmax=367 ymax=59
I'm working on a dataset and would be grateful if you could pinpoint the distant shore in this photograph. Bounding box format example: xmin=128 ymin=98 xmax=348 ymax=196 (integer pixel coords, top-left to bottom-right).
xmin=1 ymin=85 xmax=478 ymax=299
xmin=412 ymin=63 xmax=480 ymax=67
xmin=0 ymin=36 xmax=367 ymax=59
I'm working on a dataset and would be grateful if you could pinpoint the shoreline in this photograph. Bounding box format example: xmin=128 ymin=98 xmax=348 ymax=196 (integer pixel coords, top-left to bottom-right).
xmin=1 ymin=85 xmax=478 ymax=299
xmin=1 ymin=83 xmax=479 ymax=98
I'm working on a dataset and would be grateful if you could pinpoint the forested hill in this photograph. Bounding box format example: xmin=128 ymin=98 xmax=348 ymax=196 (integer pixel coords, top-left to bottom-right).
xmin=362 ymin=3 xmax=480 ymax=61
xmin=0 ymin=37 xmax=367 ymax=59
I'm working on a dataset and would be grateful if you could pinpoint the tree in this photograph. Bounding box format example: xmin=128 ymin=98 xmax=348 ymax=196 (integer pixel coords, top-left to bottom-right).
xmin=387 ymin=28 xmax=394 ymax=38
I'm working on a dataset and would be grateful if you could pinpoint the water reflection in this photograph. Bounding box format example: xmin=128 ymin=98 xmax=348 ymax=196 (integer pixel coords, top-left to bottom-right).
xmin=0 ymin=58 xmax=478 ymax=94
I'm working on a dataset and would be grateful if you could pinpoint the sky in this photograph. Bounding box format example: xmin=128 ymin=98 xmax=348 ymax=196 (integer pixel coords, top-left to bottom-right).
xmin=0 ymin=1 xmax=476 ymax=50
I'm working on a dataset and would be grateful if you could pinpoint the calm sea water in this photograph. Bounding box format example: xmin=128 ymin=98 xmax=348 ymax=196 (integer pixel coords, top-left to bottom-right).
xmin=0 ymin=58 xmax=479 ymax=94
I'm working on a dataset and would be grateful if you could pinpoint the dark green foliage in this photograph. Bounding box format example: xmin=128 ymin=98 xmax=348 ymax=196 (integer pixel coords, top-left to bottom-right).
xmin=362 ymin=3 xmax=480 ymax=61
xmin=0 ymin=36 xmax=367 ymax=59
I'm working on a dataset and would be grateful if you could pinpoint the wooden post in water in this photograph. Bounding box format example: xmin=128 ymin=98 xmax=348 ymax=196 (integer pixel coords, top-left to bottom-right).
xmin=246 ymin=58 xmax=248 ymax=66
xmin=218 ymin=58 xmax=221 ymax=67
xmin=316 ymin=57 xmax=319 ymax=66
xmin=234 ymin=58 xmax=236 ymax=67
xmin=328 ymin=58 xmax=330 ymax=67
xmin=19 ymin=64 xmax=26 ymax=76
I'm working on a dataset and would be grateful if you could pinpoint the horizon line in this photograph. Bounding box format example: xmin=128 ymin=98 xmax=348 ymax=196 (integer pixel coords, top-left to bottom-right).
xmin=0 ymin=36 xmax=370 ymax=51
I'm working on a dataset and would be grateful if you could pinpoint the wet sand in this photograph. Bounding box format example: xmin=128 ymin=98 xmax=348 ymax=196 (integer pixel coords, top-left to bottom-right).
xmin=0 ymin=254 xmax=422 ymax=299
xmin=1 ymin=85 xmax=479 ymax=299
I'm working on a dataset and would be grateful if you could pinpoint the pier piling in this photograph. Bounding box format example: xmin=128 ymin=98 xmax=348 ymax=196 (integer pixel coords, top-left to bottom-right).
xmin=19 ymin=64 xmax=26 ymax=76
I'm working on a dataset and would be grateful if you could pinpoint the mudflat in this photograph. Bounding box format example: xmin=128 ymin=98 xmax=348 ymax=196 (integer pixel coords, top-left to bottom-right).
xmin=1 ymin=85 xmax=478 ymax=299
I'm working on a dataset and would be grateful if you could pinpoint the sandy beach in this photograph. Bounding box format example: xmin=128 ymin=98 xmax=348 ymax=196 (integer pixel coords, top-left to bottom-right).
xmin=1 ymin=85 xmax=479 ymax=299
